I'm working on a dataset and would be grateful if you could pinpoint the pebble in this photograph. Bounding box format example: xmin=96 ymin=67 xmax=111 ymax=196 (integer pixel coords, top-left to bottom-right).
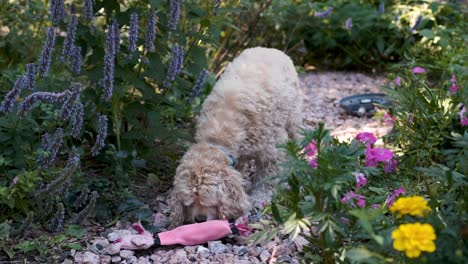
xmin=120 ymin=250 xmax=135 ymax=259
xmin=107 ymin=230 xmax=132 ymax=242
xmin=233 ymin=245 xmax=248 ymax=256
xmin=170 ymin=249 xmax=189 ymax=264
xmin=136 ymin=256 xmax=151 ymax=264
xmin=102 ymin=243 xmax=121 ymax=255
xmin=247 ymin=246 xmax=261 ymax=257
xmin=100 ymin=255 xmax=111 ymax=264
xmin=111 ymin=256 xmax=121 ymax=263
xmin=78 ymin=251 xmax=100 ymax=264
xmin=196 ymin=246 xmax=210 ymax=258
xmin=127 ymin=256 xmax=138 ymax=263
xmin=259 ymin=249 xmax=271 ymax=263
xmin=208 ymin=240 xmax=227 ymax=254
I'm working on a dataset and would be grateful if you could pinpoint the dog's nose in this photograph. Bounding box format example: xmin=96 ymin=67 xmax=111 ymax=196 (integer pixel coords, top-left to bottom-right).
xmin=194 ymin=215 xmax=207 ymax=223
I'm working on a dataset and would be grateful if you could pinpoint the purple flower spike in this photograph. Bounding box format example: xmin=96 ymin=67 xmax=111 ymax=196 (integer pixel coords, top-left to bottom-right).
xmin=113 ymin=18 xmax=120 ymax=55
xmin=0 ymin=76 xmax=27 ymax=113
xmin=145 ymin=10 xmax=157 ymax=52
xmin=38 ymin=128 xmax=64 ymax=168
xmin=129 ymin=13 xmax=139 ymax=53
xmin=314 ymin=7 xmax=334 ymax=18
xmin=345 ymin=18 xmax=352 ymax=30
xmin=378 ymin=2 xmax=385 ymax=13
xmin=411 ymin=15 xmax=422 ymax=32
xmin=25 ymin=63 xmax=37 ymax=90
xmin=60 ymin=83 xmax=81 ymax=121
xmin=412 ymin=66 xmax=426 ymax=74
xmin=83 ymin=0 xmax=94 ymax=21
xmin=49 ymin=0 xmax=65 ymax=26
xmin=61 ymin=15 xmax=78 ymax=60
xmin=71 ymin=102 xmax=84 ymax=139
xmin=38 ymin=27 xmax=57 ymax=78
xmin=71 ymin=45 xmax=82 ymax=75
xmin=101 ymin=23 xmax=116 ymax=101
xmin=17 ymin=91 xmax=68 ymax=117
xmin=163 ymin=45 xmax=184 ymax=88
xmin=169 ymin=0 xmax=181 ymax=31
xmin=190 ymin=69 xmax=208 ymax=101
xmin=91 ymin=114 xmax=108 ymax=156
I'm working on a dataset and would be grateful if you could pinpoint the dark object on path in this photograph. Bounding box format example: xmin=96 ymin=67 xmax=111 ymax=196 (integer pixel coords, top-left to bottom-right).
xmin=339 ymin=93 xmax=391 ymax=117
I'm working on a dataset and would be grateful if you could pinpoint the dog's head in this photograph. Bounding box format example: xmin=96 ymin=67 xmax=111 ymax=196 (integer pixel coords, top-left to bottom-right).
xmin=169 ymin=143 xmax=251 ymax=227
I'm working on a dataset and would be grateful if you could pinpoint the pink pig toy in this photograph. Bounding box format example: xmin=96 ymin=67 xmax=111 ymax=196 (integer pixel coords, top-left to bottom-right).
xmin=114 ymin=220 xmax=251 ymax=250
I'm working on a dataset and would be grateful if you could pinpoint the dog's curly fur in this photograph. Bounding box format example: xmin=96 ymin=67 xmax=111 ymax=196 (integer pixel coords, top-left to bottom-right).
xmin=169 ymin=47 xmax=303 ymax=226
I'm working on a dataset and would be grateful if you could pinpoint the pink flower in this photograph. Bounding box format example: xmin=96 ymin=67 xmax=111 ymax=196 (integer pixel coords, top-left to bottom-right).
xmin=450 ymin=85 xmax=460 ymax=94
xmin=342 ymin=191 xmax=366 ymax=208
xmin=383 ymin=157 xmax=398 ymax=173
xmin=305 ymin=141 xmax=317 ymax=157
xmin=395 ymin=76 xmax=401 ymax=86
xmin=384 ymin=113 xmax=396 ymax=126
xmin=372 ymin=204 xmax=380 ymax=209
xmin=340 ymin=217 xmax=350 ymax=225
xmin=355 ymin=132 xmax=377 ymax=145
xmin=355 ymin=172 xmax=367 ymax=189
xmin=11 ymin=177 xmax=19 ymax=186
xmin=412 ymin=67 xmax=426 ymax=74
xmin=309 ymin=158 xmax=318 ymax=168
xmin=460 ymin=106 xmax=468 ymax=126
xmin=385 ymin=186 xmax=406 ymax=206
xmin=365 ymin=146 xmax=394 ymax=167
xmin=451 ymin=74 xmax=457 ymax=83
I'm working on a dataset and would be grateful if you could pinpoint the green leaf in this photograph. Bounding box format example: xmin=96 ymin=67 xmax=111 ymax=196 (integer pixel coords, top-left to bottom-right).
xmin=0 ymin=221 xmax=10 ymax=240
xmin=63 ymin=243 xmax=83 ymax=250
xmin=346 ymin=247 xmax=386 ymax=264
xmin=14 ymin=241 xmax=37 ymax=253
xmin=64 ymin=225 xmax=85 ymax=239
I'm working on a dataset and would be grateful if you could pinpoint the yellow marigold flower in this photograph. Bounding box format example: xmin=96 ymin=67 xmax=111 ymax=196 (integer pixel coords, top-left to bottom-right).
xmin=389 ymin=196 xmax=431 ymax=217
xmin=392 ymin=222 xmax=436 ymax=258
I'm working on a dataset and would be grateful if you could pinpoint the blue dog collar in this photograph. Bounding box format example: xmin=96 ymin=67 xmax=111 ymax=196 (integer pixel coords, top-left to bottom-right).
xmin=219 ymin=147 xmax=236 ymax=167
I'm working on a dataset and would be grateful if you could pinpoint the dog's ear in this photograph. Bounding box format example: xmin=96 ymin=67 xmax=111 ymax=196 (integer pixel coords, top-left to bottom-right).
xmin=168 ymin=190 xmax=185 ymax=228
xmin=217 ymin=169 xmax=251 ymax=219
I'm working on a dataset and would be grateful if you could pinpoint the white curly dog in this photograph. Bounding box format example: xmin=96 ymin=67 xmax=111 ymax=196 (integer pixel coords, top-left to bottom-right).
xmin=169 ymin=47 xmax=303 ymax=226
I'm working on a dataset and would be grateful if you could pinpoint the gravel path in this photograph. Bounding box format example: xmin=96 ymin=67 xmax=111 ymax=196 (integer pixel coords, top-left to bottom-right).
xmin=65 ymin=71 xmax=392 ymax=264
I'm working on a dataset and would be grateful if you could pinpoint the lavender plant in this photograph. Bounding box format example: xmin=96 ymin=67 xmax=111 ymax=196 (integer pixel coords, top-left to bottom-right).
xmin=49 ymin=0 xmax=65 ymax=26
xmin=163 ymin=45 xmax=184 ymax=88
xmin=91 ymin=114 xmax=108 ymax=156
xmin=145 ymin=9 xmax=157 ymax=52
xmin=190 ymin=69 xmax=208 ymax=102
xmin=128 ymin=13 xmax=139 ymax=53
xmin=169 ymin=0 xmax=181 ymax=31
xmin=83 ymin=0 xmax=94 ymax=21
xmin=37 ymin=27 xmax=56 ymax=78
xmin=101 ymin=22 xmax=116 ymax=101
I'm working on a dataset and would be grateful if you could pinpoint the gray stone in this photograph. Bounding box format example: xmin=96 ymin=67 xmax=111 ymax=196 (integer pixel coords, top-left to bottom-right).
xmin=77 ymin=251 xmax=100 ymax=264
xmin=100 ymin=255 xmax=111 ymax=264
xmin=70 ymin=249 xmax=76 ymax=257
xmin=196 ymin=246 xmax=210 ymax=258
xmin=107 ymin=230 xmax=132 ymax=242
xmin=169 ymin=249 xmax=189 ymax=264
xmin=153 ymin=212 xmax=170 ymax=228
xmin=103 ymin=244 xmax=121 ymax=255
xmin=127 ymin=256 xmax=138 ymax=263
xmin=61 ymin=259 xmax=74 ymax=264
xmin=247 ymin=246 xmax=261 ymax=257
xmin=120 ymin=250 xmax=135 ymax=259
xmin=276 ymin=255 xmax=294 ymax=263
xmin=90 ymin=237 xmax=109 ymax=252
xmin=260 ymin=249 xmax=271 ymax=263
xmin=136 ymin=256 xmax=151 ymax=264
xmin=233 ymin=246 xmax=248 ymax=256
xmin=208 ymin=240 xmax=227 ymax=254
xmin=248 ymin=256 xmax=261 ymax=264
xmin=111 ymin=256 xmax=121 ymax=263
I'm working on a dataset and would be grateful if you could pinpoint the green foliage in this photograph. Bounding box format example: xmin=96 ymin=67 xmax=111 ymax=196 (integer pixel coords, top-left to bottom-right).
xmin=215 ymin=0 xmax=465 ymax=70
xmin=0 ymin=0 xmax=240 ymax=249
